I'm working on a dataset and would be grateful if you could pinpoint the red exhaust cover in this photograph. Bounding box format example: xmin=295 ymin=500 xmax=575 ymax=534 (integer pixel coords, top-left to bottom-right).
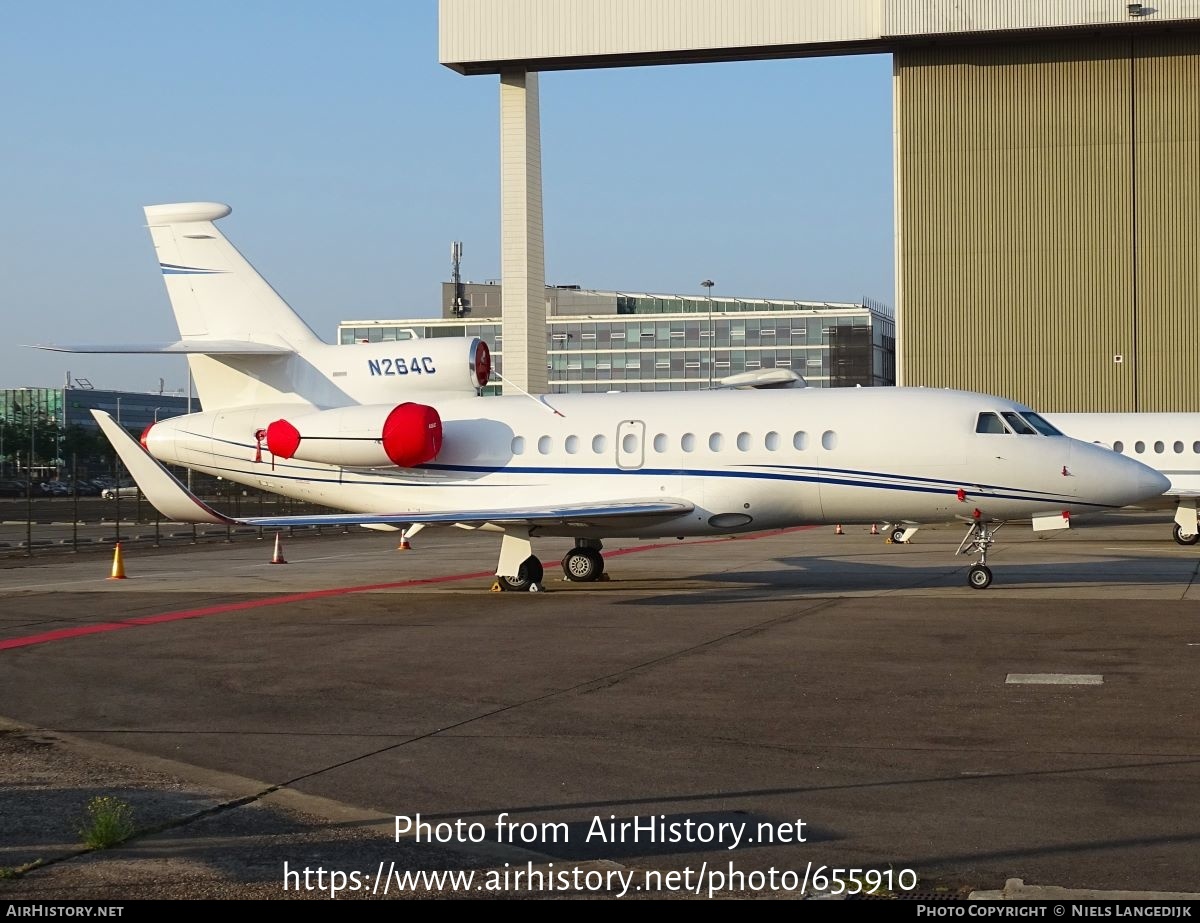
xmin=474 ymin=340 xmax=492 ymax=388
xmin=266 ymin=419 xmax=302 ymax=459
xmin=382 ymin=402 xmax=442 ymax=467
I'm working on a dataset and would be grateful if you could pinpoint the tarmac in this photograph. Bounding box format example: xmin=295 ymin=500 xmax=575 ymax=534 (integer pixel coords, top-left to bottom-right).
xmin=2 ymin=513 xmax=1199 ymax=900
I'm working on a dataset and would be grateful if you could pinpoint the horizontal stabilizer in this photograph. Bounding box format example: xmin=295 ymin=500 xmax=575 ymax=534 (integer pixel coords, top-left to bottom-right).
xmin=93 ymin=409 xmax=694 ymax=529
xmin=33 ymin=340 xmax=293 ymax=355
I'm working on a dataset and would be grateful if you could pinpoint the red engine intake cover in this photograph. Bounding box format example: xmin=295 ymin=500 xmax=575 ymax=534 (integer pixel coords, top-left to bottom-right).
xmin=382 ymin=402 xmax=443 ymax=467
xmin=139 ymin=423 xmax=155 ymax=451
xmin=266 ymin=419 xmax=302 ymax=459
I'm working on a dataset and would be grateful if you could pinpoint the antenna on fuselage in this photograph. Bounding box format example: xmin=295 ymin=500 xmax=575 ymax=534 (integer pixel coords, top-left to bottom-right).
xmin=493 ymin=372 xmax=566 ymax=418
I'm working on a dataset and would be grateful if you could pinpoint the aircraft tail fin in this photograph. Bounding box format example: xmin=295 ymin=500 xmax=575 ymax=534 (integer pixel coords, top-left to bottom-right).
xmin=143 ymin=203 xmax=323 ymax=408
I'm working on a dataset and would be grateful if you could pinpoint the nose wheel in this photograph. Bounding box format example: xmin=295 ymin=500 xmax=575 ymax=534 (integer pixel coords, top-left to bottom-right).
xmin=957 ymin=520 xmax=1005 ymax=590
xmin=968 ymin=564 xmax=993 ymax=589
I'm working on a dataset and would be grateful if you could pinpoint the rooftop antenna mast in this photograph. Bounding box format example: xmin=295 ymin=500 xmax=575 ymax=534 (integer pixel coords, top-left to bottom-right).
xmin=451 ymin=241 xmax=469 ymax=319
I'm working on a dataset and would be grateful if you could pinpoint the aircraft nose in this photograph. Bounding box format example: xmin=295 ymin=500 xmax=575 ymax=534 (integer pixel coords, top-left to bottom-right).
xmin=1110 ymin=453 xmax=1170 ymax=506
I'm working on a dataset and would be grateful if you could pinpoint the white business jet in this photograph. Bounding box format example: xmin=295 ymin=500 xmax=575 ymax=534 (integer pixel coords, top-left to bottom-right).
xmin=40 ymin=203 xmax=1168 ymax=591
xmin=1045 ymin=413 xmax=1200 ymax=545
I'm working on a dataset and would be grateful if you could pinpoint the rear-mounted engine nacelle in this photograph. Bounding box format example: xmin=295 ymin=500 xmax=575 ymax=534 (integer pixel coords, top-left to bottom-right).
xmin=266 ymin=402 xmax=443 ymax=468
xmin=357 ymin=336 xmax=490 ymax=394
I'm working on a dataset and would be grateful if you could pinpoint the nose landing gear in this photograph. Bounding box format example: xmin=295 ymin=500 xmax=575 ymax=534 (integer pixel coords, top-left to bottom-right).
xmin=957 ymin=520 xmax=1005 ymax=590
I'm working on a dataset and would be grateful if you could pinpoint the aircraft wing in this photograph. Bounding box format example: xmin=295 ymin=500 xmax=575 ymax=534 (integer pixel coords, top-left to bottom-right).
xmin=91 ymin=410 xmax=693 ymax=528
xmin=32 ymin=340 xmax=293 ymax=355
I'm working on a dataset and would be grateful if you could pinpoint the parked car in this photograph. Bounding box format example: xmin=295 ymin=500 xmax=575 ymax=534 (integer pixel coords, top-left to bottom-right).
xmin=0 ymin=480 xmax=24 ymax=498
xmin=101 ymin=485 xmax=140 ymax=500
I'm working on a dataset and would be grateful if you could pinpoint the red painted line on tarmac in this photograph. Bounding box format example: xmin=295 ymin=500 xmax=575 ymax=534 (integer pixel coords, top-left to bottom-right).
xmin=0 ymin=525 xmax=818 ymax=653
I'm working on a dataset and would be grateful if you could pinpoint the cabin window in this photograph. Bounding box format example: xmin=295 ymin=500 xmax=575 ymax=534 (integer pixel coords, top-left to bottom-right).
xmin=1175 ymin=441 xmax=1185 ymax=454
xmin=822 ymin=430 xmax=838 ymax=451
xmin=1194 ymin=441 xmax=1200 ymax=454
xmin=622 ymin=433 xmax=638 ymax=454
xmin=975 ymin=412 xmax=1008 ymax=434
xmin=511 ymin=436 xmax=526 ymax=455
xmin=592 ymin=434 xmax=607 ymax=453
xmin=1135 ymin=441 xmax=1146 ymax=453
xmin=1113 ymin=441 xmax=1124 ymax=453
xmin=765 ymin=431 xmax=780 ymax=451
xmin=1001 ymin=412 xmax=1037 ymax=435
xmin=1154 ymin=441 xmax=1165 ymax=454
xmin=737 ymin=432 xmax=751 ymax=451
xmin=565 ymin=435 xmax=580 ymax=454
xmin=793 ymin=431 xmax=808 ymax=451
xmin=681 ymin=433 xmax=696 ymax=453
xmin=538 ymin=436 xmax=552 ymax=455
xmin=651 ymin=433 xmax=666 ymax=452
xmin=709 ymin=433 xmax=724 ymax=451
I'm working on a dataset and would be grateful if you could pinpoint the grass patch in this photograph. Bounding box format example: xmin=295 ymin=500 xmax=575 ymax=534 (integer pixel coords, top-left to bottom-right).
xmin=78 ymin=796 xmax=136 ymax=849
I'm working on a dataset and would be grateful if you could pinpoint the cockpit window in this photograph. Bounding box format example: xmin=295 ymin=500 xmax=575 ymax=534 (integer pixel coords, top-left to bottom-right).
xmin=976 ymin=412 xmax=1010 ymax=434
xmin=1001 ymin=412 xmax=1037 ymax=435
xmin=1021 ymin=412 xmax=1064 ymax=436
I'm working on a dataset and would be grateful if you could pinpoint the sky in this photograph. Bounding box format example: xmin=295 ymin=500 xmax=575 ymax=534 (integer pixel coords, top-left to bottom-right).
xmin=0 ymin=2 xmax=893 ymax=394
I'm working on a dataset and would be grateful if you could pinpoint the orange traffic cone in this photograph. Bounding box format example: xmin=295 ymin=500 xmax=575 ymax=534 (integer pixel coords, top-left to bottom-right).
xmin=108 ymin=542 xmax=127 ymax=580
xmin=397 ymin=531 xmax=412 ymax=551
xmin=870 ymin=523 xmax=879 ymax=535
xmin=270 ymin=533 xmax=288 ymax=564
xmin=835 ymin=524 xmax=844 ymax=535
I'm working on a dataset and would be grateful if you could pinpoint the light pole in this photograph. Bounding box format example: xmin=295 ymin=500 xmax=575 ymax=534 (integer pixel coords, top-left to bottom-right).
xmin=700 ymin=279 xmax=715 ymax=389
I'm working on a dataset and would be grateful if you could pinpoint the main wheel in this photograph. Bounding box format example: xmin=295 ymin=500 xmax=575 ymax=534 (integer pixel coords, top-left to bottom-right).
xmin=497 ymin=555 xmax=544 ymax=591
xmin=967 ymin=564 xmax=993 ymax=590
xmin=561 ymin=547 xmax=604 ymax=582
xmin=1173 ymin=524 xmax=1199 ymax=546
xmin=890 ymin=527 xmax=907 ymax=544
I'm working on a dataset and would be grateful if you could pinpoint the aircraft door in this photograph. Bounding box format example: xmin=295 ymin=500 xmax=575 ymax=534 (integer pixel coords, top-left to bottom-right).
xmin=616 ymin=420 xmax=645 ymax=470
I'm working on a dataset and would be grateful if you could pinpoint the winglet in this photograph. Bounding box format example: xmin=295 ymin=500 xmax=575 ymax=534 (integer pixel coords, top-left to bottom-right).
xmin=91 ymin=410 xmax=229 ymax=525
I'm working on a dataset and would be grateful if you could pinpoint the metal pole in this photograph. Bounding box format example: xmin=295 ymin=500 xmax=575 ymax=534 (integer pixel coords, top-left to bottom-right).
xmin=72 ymin=452 xmax=78 ymax=553
xmin=701 ymin=279 xmax=715 ymax=389
xmin=25 ymin=407 xmax=33 ymax=557
xmin=114 ymin=399 xmax=121 ymax=545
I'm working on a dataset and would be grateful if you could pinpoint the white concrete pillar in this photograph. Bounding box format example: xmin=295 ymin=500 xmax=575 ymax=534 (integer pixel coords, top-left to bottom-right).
xmin=499 ymin=69 xmax=547 ymax=394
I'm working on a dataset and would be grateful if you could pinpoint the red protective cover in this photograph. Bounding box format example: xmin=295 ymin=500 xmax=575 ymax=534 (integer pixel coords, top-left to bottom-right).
xmin=381 ymin=403 xmax=443 ymax=467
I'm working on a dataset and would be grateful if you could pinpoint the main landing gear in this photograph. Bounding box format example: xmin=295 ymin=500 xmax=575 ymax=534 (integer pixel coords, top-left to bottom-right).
xmin=493 ymin=530 xmax=546 ymax=593
xmin=561 ymin=539 xmax=606 ymax=583
xmin=956 ymin=520 xmax=1006 ymax=590
xmin=496 ymin=555 xmax=545 ymax=592
xmin=1173 ymin=523 xmax=1199 ymax=546
xmin=493 ymin=535 xmax=610 ymax=591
